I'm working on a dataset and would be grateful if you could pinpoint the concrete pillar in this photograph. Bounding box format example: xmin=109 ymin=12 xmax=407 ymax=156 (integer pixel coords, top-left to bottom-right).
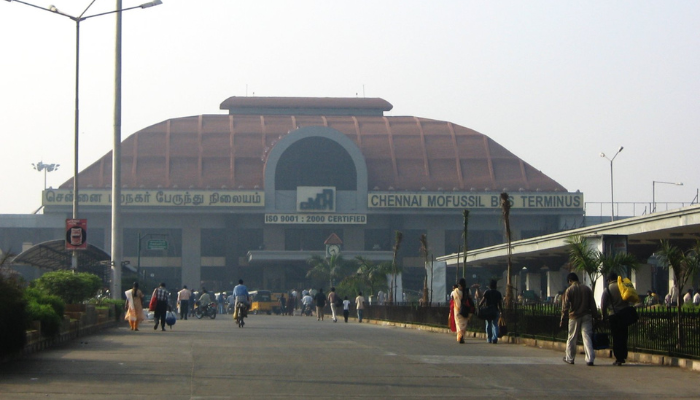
xmin=632 ymin=264 xmax=653 ymax=295
xmin=546 ymin=270 xmax=565 ymax=298
xmin=181 ymin=217 xmax=201 ymax=289
xmin=526 ymin=272 xmax=541 ymax=295
xmin=429 ymin=260 xmax=447 ymax=305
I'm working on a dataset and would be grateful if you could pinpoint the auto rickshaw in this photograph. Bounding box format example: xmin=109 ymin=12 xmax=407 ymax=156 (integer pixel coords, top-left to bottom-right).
xmin=248 ymin=290 xmax=275 ymax=315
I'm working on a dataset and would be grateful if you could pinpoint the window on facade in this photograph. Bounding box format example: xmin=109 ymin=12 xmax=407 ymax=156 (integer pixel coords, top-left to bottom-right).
xmin=275 ymin=136 xmax=357 ymax=190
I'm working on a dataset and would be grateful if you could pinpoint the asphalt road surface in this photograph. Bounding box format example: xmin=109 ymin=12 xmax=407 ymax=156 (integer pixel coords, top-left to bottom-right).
xmin=0 ymin=313 xmax=698 ymax=399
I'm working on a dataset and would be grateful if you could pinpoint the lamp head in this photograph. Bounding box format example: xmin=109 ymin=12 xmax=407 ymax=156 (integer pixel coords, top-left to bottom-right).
xmin=49 ymin=4 xmax=58 ymax=12
xmin=618 ymin=146 xmax=624 ymax=153
xmin=140 ymin=0 xmax=162 ymax=8
xmin=599 ymin=152 xmax=605 ymax=158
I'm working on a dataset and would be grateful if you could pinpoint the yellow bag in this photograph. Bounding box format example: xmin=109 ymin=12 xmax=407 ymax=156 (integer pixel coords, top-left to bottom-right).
xmin=617 ymin=276 xmax=639 ymax=303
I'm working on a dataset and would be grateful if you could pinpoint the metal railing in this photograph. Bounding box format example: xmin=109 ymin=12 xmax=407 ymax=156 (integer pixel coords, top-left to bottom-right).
xmin=365 ymin=303 xmax=700 ymax=360
xmin=584 ymin=201 xmax=697 ymax=218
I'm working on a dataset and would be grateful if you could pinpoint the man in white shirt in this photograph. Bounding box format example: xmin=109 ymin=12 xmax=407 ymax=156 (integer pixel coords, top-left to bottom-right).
xmin=355 ymin=292 xmax=366 ymax=323
xmin=177 ymin=285 xmax=191 ymax=320
xmin=301 ymin=293 xmax=314 ymax=316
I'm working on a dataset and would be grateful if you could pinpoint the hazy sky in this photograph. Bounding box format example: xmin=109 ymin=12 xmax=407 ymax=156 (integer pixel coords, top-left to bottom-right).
xmin=1 ymin=1 xmax=698 ymax=216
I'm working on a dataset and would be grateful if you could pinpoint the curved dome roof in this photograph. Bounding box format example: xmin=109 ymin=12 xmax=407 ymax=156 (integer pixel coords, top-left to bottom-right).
xmin=69 ymin=97 xmax=566 ymax=192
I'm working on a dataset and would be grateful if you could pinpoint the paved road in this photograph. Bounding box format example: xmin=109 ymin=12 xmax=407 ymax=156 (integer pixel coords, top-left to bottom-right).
xmin=0 ymin=313 xmax=698 ymax=399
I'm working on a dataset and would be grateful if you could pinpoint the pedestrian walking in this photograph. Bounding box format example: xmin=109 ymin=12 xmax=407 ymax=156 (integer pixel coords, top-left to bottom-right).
xmin=217 ymin=291 xmax=225 ymax=314
xmin=278 ymin=293 xmax=286 ymax=315
xmin=601 ymin=272 xmax=630 ymax=366
xmin=479 ymin=279 xmax=503 ymax=344
xmin=286 ymin=292 xmax=295 ymax=316
xmin=342 ymin=296 xmax=350 ymax=322
xmin=355 ymin=291 xmax=365 ymax=323
xmin=314 ymin=288 xmax=326 ymax=321
xmin=328 ymin=287 xmax=339 ymax=322
xmin=124 ymin=282 xmax=145 ymax=331
xmin=560 ymin=273 xmax=599 ymax=366
xmin=177 ymin=285 xmax=191 ymax=320
xmin=452 ymin=278 xmax=473 ymax=344
xmin=152 ymin=282 xmax=169 ymax=331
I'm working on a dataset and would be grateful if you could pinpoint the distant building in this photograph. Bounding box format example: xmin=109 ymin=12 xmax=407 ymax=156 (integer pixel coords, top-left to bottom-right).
xmin=0 ymin=97 xmax=583 ymax=295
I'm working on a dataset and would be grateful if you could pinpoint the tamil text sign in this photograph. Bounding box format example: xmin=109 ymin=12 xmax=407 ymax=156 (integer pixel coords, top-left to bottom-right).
xmin=43 ymin=189 xmax=264 ymax=208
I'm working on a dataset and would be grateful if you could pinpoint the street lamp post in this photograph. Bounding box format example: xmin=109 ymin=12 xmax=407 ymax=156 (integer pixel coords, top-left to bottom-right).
xmin=6 ymin=0 xmax=162 ymax=288
xmin=32 ymin=161 xmax=60 ymax=190
xmin=600 ymin=146 xmax=624 ymax=222
xmin=652 ymin=181 xmax=683 ymax=213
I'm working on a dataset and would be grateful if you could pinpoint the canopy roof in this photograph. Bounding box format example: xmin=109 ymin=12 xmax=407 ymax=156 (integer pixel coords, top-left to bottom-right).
xmin=13 ymin=240 xmax=110 ymax=271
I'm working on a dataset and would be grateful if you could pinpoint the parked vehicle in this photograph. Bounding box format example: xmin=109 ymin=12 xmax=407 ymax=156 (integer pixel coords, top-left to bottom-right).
xmin=248 ymin=290 xmax=275 ymax=315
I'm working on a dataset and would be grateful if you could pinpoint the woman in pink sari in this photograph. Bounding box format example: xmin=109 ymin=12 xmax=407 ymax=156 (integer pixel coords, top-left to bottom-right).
xmin=124 ymin=282 xmax=145 ymax=331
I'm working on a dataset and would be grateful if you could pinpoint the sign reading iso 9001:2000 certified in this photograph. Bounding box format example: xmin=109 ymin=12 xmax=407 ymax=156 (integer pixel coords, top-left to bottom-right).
xmin=265 ymin=214 xmax=367 ymax=224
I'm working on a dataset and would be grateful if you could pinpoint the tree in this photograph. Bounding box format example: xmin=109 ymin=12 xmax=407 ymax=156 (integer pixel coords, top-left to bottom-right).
xmin=566 ymin=236 xmax=602 ymax=292
xmin=500 ymin=193 xmax=514 ymax=308
xmin=462 ymin=209 xmax=470 ymax=279
xmin=390 ymin=231 xmax=403 ymax=304
xmin=0 ymin=249 xmax=27 ymax=357
xmin=33 ymin=270 xmax=101 ymax=304
xmin=655 ymin=240 xmax=700 ymax=347
xmin=419 ymin=234 xmax=431 ymax=304
xmin=566 ymin=235 xmax=638 ymax=298
xmin=351 ymin=256 xmax=393 ymax=297
xmin=306 ymin=254 xmax=351 ymax=289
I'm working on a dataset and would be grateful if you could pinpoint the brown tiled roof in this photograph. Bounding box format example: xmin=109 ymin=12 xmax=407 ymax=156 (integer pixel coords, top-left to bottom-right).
xmin=68 ymin=98 xmax=566 ymax=192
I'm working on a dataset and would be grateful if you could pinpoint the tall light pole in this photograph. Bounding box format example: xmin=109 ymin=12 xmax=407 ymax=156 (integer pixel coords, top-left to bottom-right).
xmin=600 ymin=146 xmax=624 ymax=222
xmin=6 ymin=0 xmax=163 ymax=272
xmin=652 ymin=181 xmax=683 ymax=213
xmin=32 ymin=161 xmax=60 ymax=190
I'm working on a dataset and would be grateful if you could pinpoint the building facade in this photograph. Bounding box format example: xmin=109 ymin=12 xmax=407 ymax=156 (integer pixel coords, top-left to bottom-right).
xmin=1 ymin=97 xmax=584 ymax=297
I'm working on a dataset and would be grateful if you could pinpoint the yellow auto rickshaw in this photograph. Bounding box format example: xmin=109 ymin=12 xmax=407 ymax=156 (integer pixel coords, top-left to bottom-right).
xmin=248 ymin=290 xmax=275 ymax=315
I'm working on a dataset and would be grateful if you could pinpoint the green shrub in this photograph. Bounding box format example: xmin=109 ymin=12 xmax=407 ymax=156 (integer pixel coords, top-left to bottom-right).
xmin=0 ymin=275 xmax=28 ymax=357
xmin=24 ymin=287 xmax=65 ymax=317
xmin=23 ymin=287 xmax=65 ymax=337
xmin=25 ymin=301 xmax=62 ymax=337
xmin=33 ymin=270 xmax=101 ymax=304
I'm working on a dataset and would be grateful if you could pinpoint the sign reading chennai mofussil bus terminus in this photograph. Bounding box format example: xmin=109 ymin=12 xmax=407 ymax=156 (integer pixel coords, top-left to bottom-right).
xmin=368 ymin=193 xmax=583 ymax=209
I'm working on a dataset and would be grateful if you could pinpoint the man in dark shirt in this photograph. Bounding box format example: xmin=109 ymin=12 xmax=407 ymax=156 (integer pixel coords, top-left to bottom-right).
xmin=601 ymin=272 xmax=630 ymax=366
xmin=560 ymin=273 xmax=599 ymax=366
xmin=152 ymin=282 xmax=169 ymax=331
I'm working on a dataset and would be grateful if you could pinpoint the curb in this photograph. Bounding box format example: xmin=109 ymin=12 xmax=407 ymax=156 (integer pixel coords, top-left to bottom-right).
xmin=365 ymin=319 xmax=700 ymax=373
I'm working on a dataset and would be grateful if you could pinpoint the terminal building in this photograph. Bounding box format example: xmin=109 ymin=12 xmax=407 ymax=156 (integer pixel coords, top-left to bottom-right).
xmin=1 ymin=96 xmax=584 ymax=297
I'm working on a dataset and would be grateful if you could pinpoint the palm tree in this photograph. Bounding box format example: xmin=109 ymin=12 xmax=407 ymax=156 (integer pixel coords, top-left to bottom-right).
xmin=500 ymin=193 xmax=514 ymax=308
xmin=306 ymin=254 xmax=350 ymax=289
xmin=655 ymin=240 xmax=700 ymax=347
xmin=390 ymin=231 xmax=403 ymax=304
xmin=419 ymin=234 xmax=431 ymax=304
xmin=566 ymin=235 xmax=638 ymax=298
xmin=462 ymin=210 xmax=470 ymax=279
xmin=566 ymin=236 xmax=602 ymax=292
xmin=353 ymin=256 xmax=393 ymax=297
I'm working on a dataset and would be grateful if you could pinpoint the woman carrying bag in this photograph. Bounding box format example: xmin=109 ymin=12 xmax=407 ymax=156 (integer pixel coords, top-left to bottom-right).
xmin=124 ymin=282 xmax=145 ymax=331
xmin=452 ymin=278 xmax=473 ymax=344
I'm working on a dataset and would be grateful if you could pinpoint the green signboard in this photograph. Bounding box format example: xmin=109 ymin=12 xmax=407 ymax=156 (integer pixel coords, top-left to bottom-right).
xmin=147 ymin=239 xmax=168 ymax=250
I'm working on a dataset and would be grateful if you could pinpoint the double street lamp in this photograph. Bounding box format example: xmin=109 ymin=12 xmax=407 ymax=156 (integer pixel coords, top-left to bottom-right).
xmin=600 ymin=146 xmax=624 ymax=222
xmin=6 ymin=0 xmax=162 ymax=274
xmin=652 ymin=181 xmax=683 ymax=213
